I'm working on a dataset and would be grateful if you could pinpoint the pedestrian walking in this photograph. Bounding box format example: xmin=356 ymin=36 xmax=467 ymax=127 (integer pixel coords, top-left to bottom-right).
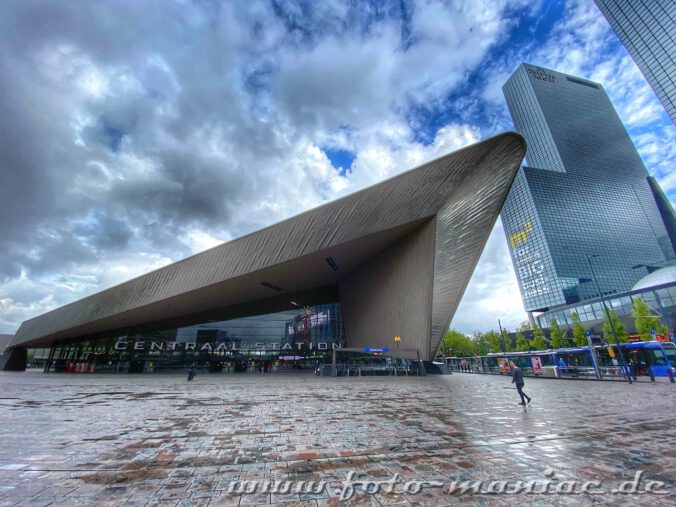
xmin=510 ymin=361 xmax=531 ymax=406
xmin=187 ymin=365 xmax=196 ymax=381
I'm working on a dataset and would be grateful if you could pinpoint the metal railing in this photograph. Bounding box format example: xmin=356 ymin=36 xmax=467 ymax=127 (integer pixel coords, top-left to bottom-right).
xmin=318 ymin=364 xmax=420 ymax=376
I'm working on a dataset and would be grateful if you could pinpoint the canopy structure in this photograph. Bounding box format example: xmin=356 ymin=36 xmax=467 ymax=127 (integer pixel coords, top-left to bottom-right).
xmin=8 ymin=132 xmax=525 ymax=365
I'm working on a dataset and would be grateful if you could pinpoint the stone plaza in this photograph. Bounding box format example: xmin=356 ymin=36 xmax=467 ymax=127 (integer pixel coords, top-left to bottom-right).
xmin=0 ymin=371 xmax=674 ymax=506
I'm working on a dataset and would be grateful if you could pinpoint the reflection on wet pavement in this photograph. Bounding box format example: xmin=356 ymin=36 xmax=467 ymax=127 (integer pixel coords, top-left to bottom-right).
xmin=0 ymin=371 xmax=674 ymax=506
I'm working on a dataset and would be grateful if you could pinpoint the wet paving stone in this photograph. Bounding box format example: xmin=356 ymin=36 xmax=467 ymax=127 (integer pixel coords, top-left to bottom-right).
xmin=0 ymin=371 xmax=674 ymax=506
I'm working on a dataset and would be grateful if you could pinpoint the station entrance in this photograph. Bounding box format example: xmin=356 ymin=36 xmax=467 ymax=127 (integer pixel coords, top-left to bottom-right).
xmin=323 ymin=347 xmax=426 ymax=376
xmin=42 ymin=303 xmax=345 ymax=374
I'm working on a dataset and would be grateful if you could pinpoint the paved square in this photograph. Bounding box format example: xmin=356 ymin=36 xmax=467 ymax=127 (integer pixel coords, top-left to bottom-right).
xmin=0 ymin=371 xmax=674 ymax=506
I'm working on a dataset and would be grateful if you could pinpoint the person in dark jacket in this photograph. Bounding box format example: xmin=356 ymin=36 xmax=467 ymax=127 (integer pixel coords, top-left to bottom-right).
xmin=510 ymin=361 xmax=531 ymax=405
xmin=187 ymin=366 xmax=196 ymax=381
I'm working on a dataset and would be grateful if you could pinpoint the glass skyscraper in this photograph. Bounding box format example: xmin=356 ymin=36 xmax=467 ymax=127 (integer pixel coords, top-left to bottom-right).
xmin=501 ymin=63 xmax=675 ymax=314
xmin=593 ymin=0 xmax=675 ymax=124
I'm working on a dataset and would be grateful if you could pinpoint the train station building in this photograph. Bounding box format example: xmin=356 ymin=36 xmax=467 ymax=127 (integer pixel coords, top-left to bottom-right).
xmin=3 ymin=133 xmax=525 ymax=373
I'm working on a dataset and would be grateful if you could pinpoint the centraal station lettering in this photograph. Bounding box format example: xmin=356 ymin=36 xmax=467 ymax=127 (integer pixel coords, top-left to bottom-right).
xmin=113 ymin=341 xmax=343 ymax=352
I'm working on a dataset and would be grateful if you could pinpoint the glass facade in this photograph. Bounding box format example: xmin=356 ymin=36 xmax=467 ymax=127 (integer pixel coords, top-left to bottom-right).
xmin=44 ymin=303 xmax=345 ymax=374
xmin=594 ymin=0 xmax=676 ymax=124
xmin=535 ymin=282 xmax=676 ymax=332
xmin=501 ymin=63 xmax=675 ymax=312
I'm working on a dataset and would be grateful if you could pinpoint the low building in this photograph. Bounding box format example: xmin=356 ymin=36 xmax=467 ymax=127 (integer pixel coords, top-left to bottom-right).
xmin=536 ymin=264 xmax=676 ymax=339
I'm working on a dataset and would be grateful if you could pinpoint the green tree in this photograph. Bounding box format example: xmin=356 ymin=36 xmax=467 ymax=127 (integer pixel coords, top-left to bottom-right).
xmin=561 ymin=327 xmax=573 ymax=348
xmin=503 ymin=328 xmax=514 ymax=351
xmin=439 ymin=329 xmax=476 ymax=356
xmin=602 ymin=308 xmax=629 ymax=344
xmin=632 ymin=298 xmax=668 ymax=341
xmin=471 ymin=332 xmax=492 ymax=356
xmin=530 ymin=324 xmax=546 ymax=350
xmin=571 ymin=312 xmax=587 ymax=347
xmin=484 ymin=330 xmax=503 ymax=353
xmin=517 ymin=321 xmax=532 ymax=332
xmin=515 ymin=331 xmax=529 ymax=351
xmin=549 ymin=319 xmax=563 ymax=349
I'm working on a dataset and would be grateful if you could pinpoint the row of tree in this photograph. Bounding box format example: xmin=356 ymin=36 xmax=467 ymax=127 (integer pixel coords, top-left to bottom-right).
xmin=439 ymin=297 xmax=669 ymax=357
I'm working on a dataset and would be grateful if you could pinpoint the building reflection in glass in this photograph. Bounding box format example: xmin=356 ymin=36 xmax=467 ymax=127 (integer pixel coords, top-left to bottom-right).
xmin=44 ymin=303 xmax=345 ymax=374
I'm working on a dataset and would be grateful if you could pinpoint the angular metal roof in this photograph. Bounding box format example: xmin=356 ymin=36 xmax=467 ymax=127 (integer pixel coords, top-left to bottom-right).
xmin=10 ymin=132 xmax=526 ymax=356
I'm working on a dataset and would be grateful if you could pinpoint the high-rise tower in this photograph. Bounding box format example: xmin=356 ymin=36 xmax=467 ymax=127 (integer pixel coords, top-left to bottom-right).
xmin=501 ymin=63 xmax=674 ymax=314
xmin=594 ymin=0 xmax=675 ymax=124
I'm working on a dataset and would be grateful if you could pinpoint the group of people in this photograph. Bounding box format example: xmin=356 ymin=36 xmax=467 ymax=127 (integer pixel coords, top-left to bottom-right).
xmin=250 ymin=360 xmax=274 ymax=373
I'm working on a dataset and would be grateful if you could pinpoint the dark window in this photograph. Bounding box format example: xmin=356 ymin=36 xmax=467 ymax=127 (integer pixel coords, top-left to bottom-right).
xmin=566 ymin=77 xmax=599 ymax=89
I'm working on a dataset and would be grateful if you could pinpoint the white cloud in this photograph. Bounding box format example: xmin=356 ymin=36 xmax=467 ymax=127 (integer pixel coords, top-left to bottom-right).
xmin=633 ymin=129 xmax=676 ymax=200
xmin=180 ymin=230 xmax=227 ymax=255
xmin=482 ymin=70 xmax=512 ymax=105
xmin=0 ymin=295 xmax=58 ymax=333
xmin=0 ymin=252 xmax=173 ymax=332
xmin=344 ymin=121 xmax=482 ymax=193
xmin=0 ymin=0 xmax=671 ymax=339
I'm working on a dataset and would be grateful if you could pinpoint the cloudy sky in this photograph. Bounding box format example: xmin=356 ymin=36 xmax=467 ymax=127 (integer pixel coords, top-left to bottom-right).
xmin=0 ymin=0 xmax=674 ymax=336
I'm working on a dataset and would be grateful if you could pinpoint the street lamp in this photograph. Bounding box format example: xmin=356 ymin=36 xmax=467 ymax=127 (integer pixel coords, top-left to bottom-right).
xmin=587 ymin=254 xmax=632 ymax=384
xmin=497 ymin=319 xmax=507 ymax=352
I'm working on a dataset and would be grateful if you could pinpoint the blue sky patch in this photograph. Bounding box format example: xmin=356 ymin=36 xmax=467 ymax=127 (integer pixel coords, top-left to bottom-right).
xmin=99 ymin=118 xmax=125 ymax=153
xmin=323 ymin=148 xmax=356 ymax=175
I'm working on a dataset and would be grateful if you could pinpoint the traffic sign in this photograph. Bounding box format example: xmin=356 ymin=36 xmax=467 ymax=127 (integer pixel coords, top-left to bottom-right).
xmin=364 ymin=348 xmax=389 ymax=353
